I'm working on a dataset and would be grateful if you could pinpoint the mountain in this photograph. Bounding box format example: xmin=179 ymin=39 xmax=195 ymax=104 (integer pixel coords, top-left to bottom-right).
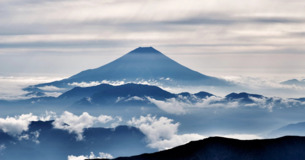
xmin=21 ymin=83 xmax=214 ymax=108
xmin=24 ymin=47 xmax=233 ymax=94
xmin=225 ymin=92 xmax=265 ymax=104
xmin=4 ymin=84 xmax=305 ymax=110
xmin=3 ymin=83 xmax=305 ymax=111
xmin=269 ymin=122 xmax=305 ymax=137
xmin=0 ymin=121 xmax=154 ymax=160
xmin=92 ymin=136 xmax=305 ymax=160
xmin=72 ymin=83 xmax=177 ymax=107
xmin=281 ymin=79 xmax=305 ymax=86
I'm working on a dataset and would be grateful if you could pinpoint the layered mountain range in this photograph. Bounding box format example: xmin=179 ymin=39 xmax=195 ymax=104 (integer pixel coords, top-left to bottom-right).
xmin=2 ymin=83 xmax=305 ymax=112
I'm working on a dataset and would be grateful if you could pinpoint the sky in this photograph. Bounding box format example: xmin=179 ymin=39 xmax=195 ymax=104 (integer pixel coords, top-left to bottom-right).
xmin=1 ymin=1 xmax=305 ymax=157
xmin=0 ymin=0 xmax=305 ymax=81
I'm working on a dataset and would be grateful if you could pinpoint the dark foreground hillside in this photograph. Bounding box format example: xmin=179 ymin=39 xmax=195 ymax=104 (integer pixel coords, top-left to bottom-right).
xmin=90 ymin=136 xmax=305 ymax=160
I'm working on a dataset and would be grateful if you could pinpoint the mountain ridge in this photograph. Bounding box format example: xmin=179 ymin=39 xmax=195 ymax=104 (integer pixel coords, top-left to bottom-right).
xmin=90 ymin=136 xmax=305 ymax=160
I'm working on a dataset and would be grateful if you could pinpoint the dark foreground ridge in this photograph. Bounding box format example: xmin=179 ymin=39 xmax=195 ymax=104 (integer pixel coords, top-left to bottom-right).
xmin=88 ymin=136 xmax=305 ymax=160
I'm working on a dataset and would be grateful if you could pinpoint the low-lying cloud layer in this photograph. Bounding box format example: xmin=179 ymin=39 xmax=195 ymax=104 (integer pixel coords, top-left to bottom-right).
xmin=68 ymin=152 xmax=113 ymax=160
xmin=148 ymin=94 xmax=305 ymax=115
xmin=0 ymin=111 xmax=121 ymax=141
xmin=53 ymin=111 xmax=115 ymax=140
xmin=0 ymin=113 xmax=38 ymax=136
xmin=0 ymin=111 xmax=264 ymax=152
xmin=128 ymin=114 xmax=205 ymax=150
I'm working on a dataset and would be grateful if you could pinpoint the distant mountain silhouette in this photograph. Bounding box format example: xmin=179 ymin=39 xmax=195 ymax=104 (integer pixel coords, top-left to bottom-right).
xmin=3 ymin=84 xmax=305 ymax=110
xmin=269 ymin=122 xmax=305 ymax=137
xmin=91 ymin=136 xmax=305 ymax=160
xmin=281 ymin=79 xmax=305 ymax=86
xmin=20 ymin=83 xmax=214 ymax=108
xmin=24 ymin=47 xmax=233 ymax=93
xmin=225 ymin=92 xmax=265 ymax=104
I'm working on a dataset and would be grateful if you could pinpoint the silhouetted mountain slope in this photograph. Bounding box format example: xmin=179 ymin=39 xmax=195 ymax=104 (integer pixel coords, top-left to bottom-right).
xmin=270 ymin=122 xmax=305 ymax=137
xmin=24 ymin=47 xmax=232 ymax=93
xmin=93 ymin=136 xmax=305 ymax=160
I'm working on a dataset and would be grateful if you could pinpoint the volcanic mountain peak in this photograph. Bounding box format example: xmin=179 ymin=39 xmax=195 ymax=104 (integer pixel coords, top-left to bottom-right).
xmin=24 ymin=47 xmax=233 ymax=94
xmin=128 ymin=47 xmax=162 ymax=55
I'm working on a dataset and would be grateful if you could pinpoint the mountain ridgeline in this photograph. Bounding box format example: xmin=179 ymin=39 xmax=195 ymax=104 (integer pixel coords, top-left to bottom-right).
xmin=92 ymin=136 xmax=305 ymax=160
xmin=19 ymin=83 xmax=214 ymax=108
xmin=4 ymin=83 xmax=305 ymax=110
xmin=24 ymin=47 xmax=232 ymax=93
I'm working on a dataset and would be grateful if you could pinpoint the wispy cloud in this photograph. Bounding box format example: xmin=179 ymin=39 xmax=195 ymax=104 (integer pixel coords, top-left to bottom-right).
xmin=0 ymin=0 xmax=305 ymax=79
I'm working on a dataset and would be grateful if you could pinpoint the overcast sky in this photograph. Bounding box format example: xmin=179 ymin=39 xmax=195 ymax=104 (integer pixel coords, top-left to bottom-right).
xmin=0 ymin=0 xmax=305 ymax=80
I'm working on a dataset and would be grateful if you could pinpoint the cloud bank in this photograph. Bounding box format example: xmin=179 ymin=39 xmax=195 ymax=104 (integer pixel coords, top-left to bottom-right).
xmin=128 ymin=115 xmax=205 ymax=150
xmin=53 ymin=111 xmax=117 ymax=140
xmin=67 ymin=152 xmax=113 ymax=160
xmin=0 ymin=111 xmax=119 ymax=141
xmin=0 ymin=113 xmax=38 ymax=136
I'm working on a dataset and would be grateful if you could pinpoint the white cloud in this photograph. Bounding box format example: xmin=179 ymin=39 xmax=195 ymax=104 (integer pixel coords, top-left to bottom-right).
xmin=97 ymin=115 xmax=113 ymax=124
xmin=67 ymin=152 xmax=113 ymax=160
xmin=127 ymin=115 xmax=205 ymax=150
xmin=38 ymin=85 xmax=65 ymax=91
xmin=0 ymin=111 xmax=120 ymax=141
xmin=44 ymin=92 xmax=62 ymax=97
xmin=68 ymin=81 xmax=103 ymax=87
xmin=52 ymin=111 xmax=118 ymax=140
xmin=68 ymin=80 xmax=166 ymax=89
xmin=39 ymin=111 xmax=57 ymax=121
xmin=149 ymin=91 xmax=305 ymax=114
xmin=0 ymin=76 xmax=63 ymax=100
xmin=53 ymin=111 xmax=98 ymax=140
xmin=0 ymin=113 xmax=38 ymax=136
xmin=68 ymin=80 xmax=126 ymax=88
xmin=98 ymin=152 xmax=114 ymax=159
xmin=67 ymin=155 xmax=87 ymax=160
xmin=220 ymin=134 xmax=262 ymax=140
xmin=148 ymin=133 xmax=205 ymax=150
xmin=110 ymin=116 xmax=123 ymax=128
xmin=128 ymin=115 xmax=179 ymax=143
xmin=148 ymin=97 xmax=186 ymax=115
xmin=125 ymin=96 xmax=145 ymax=102
xmin=148 ymin=96 xmax=240 ymax=115
xmin=222 ymin=76 xmax=305 ymax=98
